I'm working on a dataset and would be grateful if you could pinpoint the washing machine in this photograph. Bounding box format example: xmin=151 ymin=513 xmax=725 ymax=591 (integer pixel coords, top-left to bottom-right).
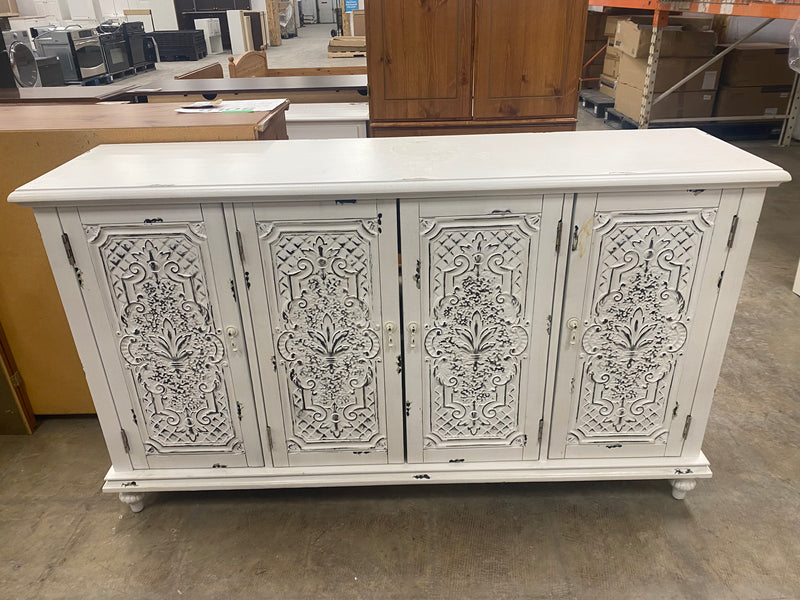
xmin=2 ymin=31 xmax=40 ymax=88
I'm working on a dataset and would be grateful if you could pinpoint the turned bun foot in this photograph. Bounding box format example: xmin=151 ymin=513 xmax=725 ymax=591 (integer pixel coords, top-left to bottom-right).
xmin=119 ymin=492 xmax=146 ymax=513
xmin=670 ymin=479 xmax=697 ymax=500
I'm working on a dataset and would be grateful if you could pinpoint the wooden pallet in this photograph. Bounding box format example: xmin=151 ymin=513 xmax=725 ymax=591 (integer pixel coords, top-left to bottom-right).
xmin=603 ymin=107 xmax=639 ymax=130
xmin=328 ymin=50 xmax=366 ymax=58
xmin=579 ymin=89 xmax=615 ymax=119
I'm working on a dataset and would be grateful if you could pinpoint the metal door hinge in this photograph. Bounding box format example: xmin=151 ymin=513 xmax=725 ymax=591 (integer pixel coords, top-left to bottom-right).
xmin=413 ymin=260 xmax=421 ymax=289
xmin=571 ymin=225 xmax=579 ymax=252
xmin=555 ymin=220 xmax=563 ymax=254
xmin=271 ymin=355 xmax=277 ymax=371
xmin=61 ymin=233 xmax=76 ymax=267
xmin=9 ymin=371 xmax=21 ymax=387
xmin=682 ymin=415 xmax=692 ymax=440
xmin=120 ymin=429 xmax=131 ymax=454
xmin=717 ymin=271 xmax=725 ymax=289
xmin=537 ymin=419 xmax=544 ymax=443
xmin=727 ymin=215 xmax=739 ymax=248
xmin=396 ymin=354 xmax=403 ymax=374
xmin=236 ymin=229 xmax=245 ymax=263
xmin=266 ymin=425 xmax=274 ymax=450
xmin=546 ymin=315 xmax=552 ymax=336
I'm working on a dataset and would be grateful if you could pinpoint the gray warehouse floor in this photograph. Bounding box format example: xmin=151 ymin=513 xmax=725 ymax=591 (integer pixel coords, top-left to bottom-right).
xmin=1 ymin=137 xmax=799 ymax=599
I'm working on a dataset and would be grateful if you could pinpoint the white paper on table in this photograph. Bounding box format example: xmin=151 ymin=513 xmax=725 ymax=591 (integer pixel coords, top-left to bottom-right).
xmin=176 ymin=99 xmax=287 ymax=113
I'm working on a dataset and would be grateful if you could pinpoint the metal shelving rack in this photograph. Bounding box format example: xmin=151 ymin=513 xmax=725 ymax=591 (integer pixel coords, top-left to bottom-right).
xmin=588 ymin=0 xmax=800 ymax=145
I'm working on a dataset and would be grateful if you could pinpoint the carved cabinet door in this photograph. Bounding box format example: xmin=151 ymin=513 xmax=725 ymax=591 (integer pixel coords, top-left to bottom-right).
xmin=549 ymin=190 xmax=741 ymax=460
xmin=400 ymin=196 xmax=564 ymax=463
xmin=60 ymin=205 xmax=265 ymax=469
xmin=233 ymin=201 xmax=404 ymax=467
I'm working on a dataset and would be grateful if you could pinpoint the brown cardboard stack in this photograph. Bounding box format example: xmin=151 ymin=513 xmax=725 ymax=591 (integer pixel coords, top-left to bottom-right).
xmin=714 ymin=44 xmax=794 ymax=117
xmin=613 ymin=17 xmax=718 ymax=121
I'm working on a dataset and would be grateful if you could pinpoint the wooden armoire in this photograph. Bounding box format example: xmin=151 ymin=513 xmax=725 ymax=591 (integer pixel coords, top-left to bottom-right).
xmin=366 ymin=0 xmax=589 ymax=137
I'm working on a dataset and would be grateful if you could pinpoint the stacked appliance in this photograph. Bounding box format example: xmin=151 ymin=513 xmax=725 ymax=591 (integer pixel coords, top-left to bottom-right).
xmin=2 ymin=30 xmax=40 ymax=87
xmin=96 ymin=22 xmax=131 ymax=76
xmin=120 ymin=21 xmax=152 ymax=67
xmin=35 ymin=27 xmax=106 ymax=83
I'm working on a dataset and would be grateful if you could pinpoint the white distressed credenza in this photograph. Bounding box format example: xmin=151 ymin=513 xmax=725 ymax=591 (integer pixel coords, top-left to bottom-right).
xmin=9 ymin=130 xmax=789 ymax=512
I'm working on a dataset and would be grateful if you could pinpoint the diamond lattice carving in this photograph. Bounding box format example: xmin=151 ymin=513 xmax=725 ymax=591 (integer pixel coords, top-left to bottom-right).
xmin=568 ymin=212 xmax=712 ymax=445
xmin=422 ymin=218 xmax=538 ymax=447
xmin=264 ymin=224 xmax=385 ymax=451
xmin=93 ymin=225 xmax=241 ymax=454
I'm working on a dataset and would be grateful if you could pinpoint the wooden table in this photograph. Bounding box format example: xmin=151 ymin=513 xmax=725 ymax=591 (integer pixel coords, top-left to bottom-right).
xmin=0 ymin=101 xmax=288 ymax=422
xmin=0 ymin=83 xmax=138 ymax=104
xmin=128 ymin=75 xmax=369 ymax=105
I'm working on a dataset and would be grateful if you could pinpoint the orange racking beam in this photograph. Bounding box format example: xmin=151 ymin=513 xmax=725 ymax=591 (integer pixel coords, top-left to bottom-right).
xmin=588 ymin=1 xmax=800 ymax=20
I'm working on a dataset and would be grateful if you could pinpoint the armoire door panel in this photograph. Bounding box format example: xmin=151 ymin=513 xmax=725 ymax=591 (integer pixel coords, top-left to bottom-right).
xmin=235 ymin=201 xmax=404 ymax=467
xmin=549 ymin=191 xmax=738 ymax=460
xmin=61 ymin=205 xmax=265 ymax=469
xmin=472 ymin=0 xmax=587 ymax=119
xmin=366 ymin=0 xmax=474 ymax=121
xmin=401 ymin=196 xmax=563 ymax=463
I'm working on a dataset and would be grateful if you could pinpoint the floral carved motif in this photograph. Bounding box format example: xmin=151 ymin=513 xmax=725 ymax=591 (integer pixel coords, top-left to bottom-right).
xmin=265 ymin=224 xmax=385 ymax=450
xmin=422 ymin=220 xmax=537 ymax=446
xmin=570 ymin=215 xmax=709 ymax=444
xmin=95 ymin=227 xmax=240 ymax=453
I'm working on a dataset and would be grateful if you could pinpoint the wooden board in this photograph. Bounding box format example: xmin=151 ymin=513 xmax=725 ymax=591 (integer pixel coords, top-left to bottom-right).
xmin=0 ymin=103 xmax=287 ymax=415
xmin=267 ymin=0 xmax=282 ymax=46
xmin=328 ymin=51 xmax=366 ymax=58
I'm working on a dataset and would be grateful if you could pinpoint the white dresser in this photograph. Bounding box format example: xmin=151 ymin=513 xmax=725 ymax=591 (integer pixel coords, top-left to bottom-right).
xmin=10 ymin=130 xmax=789 ymax=512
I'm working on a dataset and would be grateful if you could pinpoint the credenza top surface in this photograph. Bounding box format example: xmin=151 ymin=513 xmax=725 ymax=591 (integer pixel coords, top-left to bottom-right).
xmin=10 ymin=129 xmax=790 ymax=207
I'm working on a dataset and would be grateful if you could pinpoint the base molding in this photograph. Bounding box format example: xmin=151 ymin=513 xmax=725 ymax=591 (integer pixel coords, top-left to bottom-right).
xmin=103 ymin=455 xmax=711 ymax=494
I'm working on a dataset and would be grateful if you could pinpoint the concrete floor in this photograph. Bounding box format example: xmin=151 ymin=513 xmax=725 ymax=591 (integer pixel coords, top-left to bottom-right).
xmin=1 ymin=113 xmax=799 ymax=596
xmin=126 ymin=23 xmax=365 ymax=87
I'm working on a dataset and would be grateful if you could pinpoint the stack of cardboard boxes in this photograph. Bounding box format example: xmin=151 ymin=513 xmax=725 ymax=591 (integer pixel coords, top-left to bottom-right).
xmin=612 ymin=17 xmax=719 ymax=121
xmin=599 ymin=15 xmax=634 ymax=98
xmin=714 ymin=44 xmax=794 ymax=117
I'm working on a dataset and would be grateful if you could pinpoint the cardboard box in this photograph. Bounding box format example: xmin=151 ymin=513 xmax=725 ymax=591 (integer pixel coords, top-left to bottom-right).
xmin=614 ymin=20 xmax=716 ymax=58
xmin=618 ymin=54 xmax=719 ymax=93
xmin=719 ymin=43 xmax=794 ymax=87
xmin=604 ymin=14 xmax=713 ymax=37
xmin=600 ymin=74 xmax=617 ymax=98
xmin=603 ymin=52 xmax=619 ymax=79
xmin=352 ymin=9 xmax=365 ymax=37
xmin=714 ymin=85 xmax=792 ymax=117
xmin=615 ymin=82 xmax=716 ymax=120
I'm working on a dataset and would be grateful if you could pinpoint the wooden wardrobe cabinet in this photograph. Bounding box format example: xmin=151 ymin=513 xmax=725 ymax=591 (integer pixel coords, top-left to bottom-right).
xmin=12 ymin=130 xmax=788 ymax=513
xmin=367 ymin=0 xmax=588 ymax=137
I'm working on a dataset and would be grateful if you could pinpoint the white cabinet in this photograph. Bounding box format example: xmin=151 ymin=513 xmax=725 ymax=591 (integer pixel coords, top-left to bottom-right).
xmin=11 ymin=130 xmax=789 ymax=511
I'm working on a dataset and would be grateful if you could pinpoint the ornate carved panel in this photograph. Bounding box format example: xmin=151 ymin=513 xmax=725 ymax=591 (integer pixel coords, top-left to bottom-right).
xmin=568 ymin=211 xmax=715 ymax=446
xmin=88 ymin=223 xmax=242 ymax=455
xmin=421 ymin=216 xmax=540 ymax=448
xmin=260 ymin=221 xmax=386 ymax=452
